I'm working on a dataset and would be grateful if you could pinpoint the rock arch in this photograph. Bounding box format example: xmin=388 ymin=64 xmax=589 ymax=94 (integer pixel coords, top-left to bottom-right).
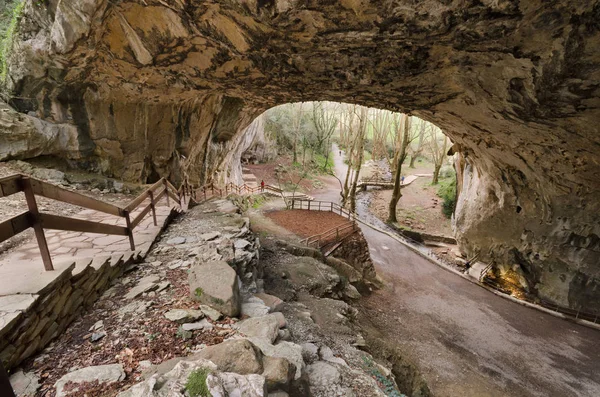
xmin=4 ymin=1 xmax=599 ymax=310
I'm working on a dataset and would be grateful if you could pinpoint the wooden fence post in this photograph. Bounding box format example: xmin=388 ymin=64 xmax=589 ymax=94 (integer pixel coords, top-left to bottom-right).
xmin=21 ymin=177 xmax=53 ymax=271
xmin=308 ymin=201 xmax=311 ymax=210
xmin=148 ymin=190 xmax=158 ymax=226
xmin=123 ymin=210 xmax=136 ymax=251
xmin=330 ymin=202 xmax=333 ymax=212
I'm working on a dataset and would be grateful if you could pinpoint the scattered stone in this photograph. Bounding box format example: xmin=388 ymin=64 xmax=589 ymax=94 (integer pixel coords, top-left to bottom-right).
xmin=182 ymin=319 xmax=213 ymax=331
xmin=9 ymin=370 xmax=40 ymax=396
xmin=199 ymin=305 xmax=223 ymax=321
xmin=117 ymin=301 xmax=152 ymax=316
xmin=277 ymin=329 xmax=291 ymax=341
xmin=89 ymin=320 xmax=104 ymax=332
xmin=352 ymin=334 xmax=367 ymax=347
xmin=90 ymin=331 xmax=106 ymax=342
xmin=54 ymin=364 xmax=125 ymax=397
xmin=125 ymin=275 xmax=160 ymax=299
xmin=155 ymin=281 xmax=170 ymax=293
xmin=319 ymin=346 xmax=347 ymax=366
xmin=188 ymin=260 xmax=241 ymax=317
xmin=301 ymin=343 xmax=319 ymax=364
xmin=344 ymin=284 xmax=362 ymax=300
xmin=166 ymin=236 xmax=186 ymax=245
xmin=164 ymin=309 xmax=204 ymax=324
xmin=200 ymin=231 xmax=221 ymax=241
xmin=234 ymin=239 xmax=252 ymax=250
xmin=137 ymin=360 xmax=153 ymax=371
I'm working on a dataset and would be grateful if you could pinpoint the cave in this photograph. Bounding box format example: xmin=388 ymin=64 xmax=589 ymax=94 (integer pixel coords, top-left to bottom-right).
xmin=2 ymin=1 xmax=599 ymax=312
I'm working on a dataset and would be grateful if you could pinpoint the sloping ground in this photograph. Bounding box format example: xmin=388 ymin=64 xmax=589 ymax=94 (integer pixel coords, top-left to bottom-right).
xmin=265 ymin=210 xmax=352 ymax=240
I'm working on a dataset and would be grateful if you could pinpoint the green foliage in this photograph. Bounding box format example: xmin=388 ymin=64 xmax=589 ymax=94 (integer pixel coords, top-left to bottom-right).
xmin=194 ymin=287 xmax=204 ymax=297
xmin=0 ymin=0 xmax=24 ymax=82
xmin=185 ymin=368 xmax=211 ymax=397
xmin=437 ymin=171 xmax=457 ymax=218
xmin=312 ymin=151 xmax=333 ymax=172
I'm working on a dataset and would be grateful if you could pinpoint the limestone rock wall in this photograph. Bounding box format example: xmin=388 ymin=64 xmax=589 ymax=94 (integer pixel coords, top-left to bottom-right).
xmin=2 ymin=1 xmax=599 ymax=310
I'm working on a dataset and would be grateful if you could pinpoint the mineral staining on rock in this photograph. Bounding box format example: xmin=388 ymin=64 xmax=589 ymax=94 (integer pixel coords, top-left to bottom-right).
xmin=2 ymin=1 xmax=599 ymax=309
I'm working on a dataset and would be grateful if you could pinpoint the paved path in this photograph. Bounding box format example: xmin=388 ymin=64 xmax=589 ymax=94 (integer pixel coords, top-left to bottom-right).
xmin=0 ymin=198 xmax=174 ymax=297
xmin=312 ymin=146 xmax=600 ymax=397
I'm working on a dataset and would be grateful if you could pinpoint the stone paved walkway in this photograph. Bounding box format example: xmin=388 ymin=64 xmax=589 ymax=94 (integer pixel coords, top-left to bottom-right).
xmin=0 ymin=197 xmax=177 ymax=298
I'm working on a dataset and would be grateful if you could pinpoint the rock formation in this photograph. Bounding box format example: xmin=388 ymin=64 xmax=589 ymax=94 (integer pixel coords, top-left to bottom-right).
xmin=2 ymin=1 xmax=599 ymax=310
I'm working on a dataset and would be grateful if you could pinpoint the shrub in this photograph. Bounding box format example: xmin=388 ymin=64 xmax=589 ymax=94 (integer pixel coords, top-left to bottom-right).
xmin=437 ymin=173 xmax=456 ymax=218
xmin=0 ymin=0 xmax=24 ymax=81
xmin=185 ymin=368 xmax=211 ymax=397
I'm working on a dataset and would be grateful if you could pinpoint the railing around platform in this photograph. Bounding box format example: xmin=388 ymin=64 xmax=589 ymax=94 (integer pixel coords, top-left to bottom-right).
xmin=0 ymin=174 xmax=185 ymax=271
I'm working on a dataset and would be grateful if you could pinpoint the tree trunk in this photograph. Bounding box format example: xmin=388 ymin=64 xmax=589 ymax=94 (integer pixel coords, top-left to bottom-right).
xmin=432 ymin=164 xmax=441 ymax=185
xmin=387 ymin=115 xmax=411 ymax=223
xmin=292 ymin=135 xmax=297 ymax=163
xmin=387 ymin=155 xmax=403 ymax=223
xmin=409 ymin=155 xmax=417 ymax=168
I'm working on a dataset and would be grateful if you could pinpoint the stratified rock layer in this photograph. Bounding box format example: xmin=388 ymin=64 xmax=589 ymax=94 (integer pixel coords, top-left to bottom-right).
xmin=3 ymin=1 xmax=600 ymax=310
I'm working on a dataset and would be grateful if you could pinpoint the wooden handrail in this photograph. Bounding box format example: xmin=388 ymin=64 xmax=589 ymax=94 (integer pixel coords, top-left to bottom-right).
xmin=0 ymin=174 xmax=186 ymax=271
xmin=0 ymin=211 xmax=31 ymax=244
xmin=30 ymin=178 xmax=123 ymax=217
xmin=0 ymin=174 xmax=23 ymax=198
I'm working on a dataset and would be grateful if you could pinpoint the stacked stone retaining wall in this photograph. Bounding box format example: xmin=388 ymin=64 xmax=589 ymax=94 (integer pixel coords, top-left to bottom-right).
xmin=0 ymin=252 xmax=142 ymax=370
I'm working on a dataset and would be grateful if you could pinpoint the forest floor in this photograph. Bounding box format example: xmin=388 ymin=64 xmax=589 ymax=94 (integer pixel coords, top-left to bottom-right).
xmin=368 ymin=159 xmax=453 ymax=238
xmin=244 ymin=154 xmax=333 ymax=194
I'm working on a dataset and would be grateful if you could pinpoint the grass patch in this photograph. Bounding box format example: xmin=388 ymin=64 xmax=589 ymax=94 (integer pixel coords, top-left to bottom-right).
xmin=0 ymin=0 xmax=24 ymax=82
xmin=186 ymin=368 xmax=212 ymax=397
xmin=436 ymin=172 xmax=456 ymax=218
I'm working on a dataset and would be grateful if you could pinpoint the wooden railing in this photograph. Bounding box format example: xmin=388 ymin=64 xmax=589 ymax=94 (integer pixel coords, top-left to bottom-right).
xmin=0 ymin=174 xmax=186 ymax=271
xmin=288 ymin=199 xmax=360 ymax=249
xmin=192 ymin=182 xmax=284 ymax=201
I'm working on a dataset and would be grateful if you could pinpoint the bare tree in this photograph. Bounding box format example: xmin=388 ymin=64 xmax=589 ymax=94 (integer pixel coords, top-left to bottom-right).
xmin=369 ymin=109 xmax=391 ymax=161
xmin=409 ymin=119 xmax=427 ymax=168
xmin=427 ymin=126 xmax=450 ymax=184
xmin=348 ymin=106 xmax=368 ymax=212
xmin=388 ymin=114 xmax=417 ymax=223
xmin=311 ymin=102 xmax=338 ymax=169
xmin=290 ymin=102 xmax=304 ymax=164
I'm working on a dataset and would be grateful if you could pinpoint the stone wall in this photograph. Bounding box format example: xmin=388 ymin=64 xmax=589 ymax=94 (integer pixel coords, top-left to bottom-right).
xmin=0 ymin=252 xmax=139 ymax=370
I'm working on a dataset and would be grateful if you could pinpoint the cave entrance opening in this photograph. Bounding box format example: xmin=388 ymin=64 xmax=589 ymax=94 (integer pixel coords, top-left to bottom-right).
xmin=239 ymin=101 xmax=460 ymax=246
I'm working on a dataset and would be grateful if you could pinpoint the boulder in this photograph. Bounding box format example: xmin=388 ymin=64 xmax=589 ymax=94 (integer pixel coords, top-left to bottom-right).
xmin=305 ymin=361 xmax=341 ymax=390
xmin=207 ymin=372 xmax=267 ymax=396
xmin=118 ymin=359 xmax=217 ymax=397
xmin=194 ymin=339 xmax=264 ymax=374
xmin=188 ymin=260 xmax=240 ymax=317
xmin=262 ymin=356 xmax=295 ymax=391
xmin=248 ymin=339 xmax=305 ymax=380
xmin=241 ymin=296 xmax=270 ymax=318
xmin=254 ymin=293 xmax=284 ymax=312
xmin=237 ymin=314 xmax=280 ymax=343
xmin=55 ymin=364 xmax=125 ymax=397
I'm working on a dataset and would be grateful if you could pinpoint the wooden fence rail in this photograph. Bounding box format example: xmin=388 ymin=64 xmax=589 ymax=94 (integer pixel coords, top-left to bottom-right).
xmin=0 ymin=174 xmax=185 ymax=271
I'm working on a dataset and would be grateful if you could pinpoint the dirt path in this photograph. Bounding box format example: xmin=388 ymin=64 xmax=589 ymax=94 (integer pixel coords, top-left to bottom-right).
xmin=312 ymin=147 xmax=600 ymax=397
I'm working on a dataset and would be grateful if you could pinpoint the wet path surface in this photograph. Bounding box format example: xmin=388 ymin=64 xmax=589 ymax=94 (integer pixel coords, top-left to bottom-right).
xmin=311 ymin=147 xmax=600 ymax=397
